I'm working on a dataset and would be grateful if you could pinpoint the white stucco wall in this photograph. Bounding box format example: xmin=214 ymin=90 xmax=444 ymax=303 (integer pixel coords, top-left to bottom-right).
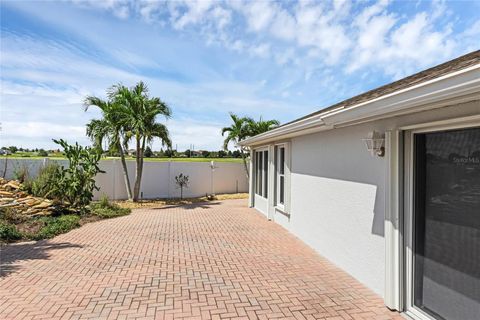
xmin=254 ymin=100 xmax=480 ymax=297
xmin=254 ymin=194 xmax=268 ymax=216
xmin=282 ymin=124 xmax=387 ymax=295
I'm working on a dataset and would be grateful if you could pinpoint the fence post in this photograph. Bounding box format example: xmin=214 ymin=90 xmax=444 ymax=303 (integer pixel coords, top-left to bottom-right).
xmin=167 ymin=161 xmax=171 ymax=198
xmin=112 ymin=159 xmax=116 ymax=200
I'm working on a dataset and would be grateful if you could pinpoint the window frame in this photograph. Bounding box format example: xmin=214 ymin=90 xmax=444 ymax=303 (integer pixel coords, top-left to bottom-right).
xmin=254 ymin=147 xmax=269 ymax=198
xmin=274 ymin=143 xmax=287 ymax=211
xmin=403 ymin=120 xmax=480 ymax=320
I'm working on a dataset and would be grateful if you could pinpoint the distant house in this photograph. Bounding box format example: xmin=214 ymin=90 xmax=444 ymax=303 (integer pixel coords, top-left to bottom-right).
xmin=240 ymin=50 xmax=480 ymax=320
xmin=189 ymin=150 xmax=206 ymax=157
xmin=0 ymin=149 xmax=12 ymax=155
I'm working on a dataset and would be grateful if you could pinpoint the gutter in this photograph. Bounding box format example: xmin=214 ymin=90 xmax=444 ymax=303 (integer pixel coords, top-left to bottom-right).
xmin=240 ymin=63 xmax=480 ymax=147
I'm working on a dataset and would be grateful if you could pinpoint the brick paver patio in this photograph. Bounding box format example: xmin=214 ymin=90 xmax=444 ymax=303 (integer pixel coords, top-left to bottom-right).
xmin=0 ymin=199 xmax=402 ymax=320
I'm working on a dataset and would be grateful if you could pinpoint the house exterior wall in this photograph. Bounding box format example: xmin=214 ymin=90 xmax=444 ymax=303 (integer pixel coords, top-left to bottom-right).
xmin=252 ymin=100 xmax=480 ymax=297
xmin=254 ymin=194 xmax=268 ymax=216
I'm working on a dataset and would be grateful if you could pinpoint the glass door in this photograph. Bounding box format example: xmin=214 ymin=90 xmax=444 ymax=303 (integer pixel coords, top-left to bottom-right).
xmin=409 ymin=127 xmax=480 ymax=320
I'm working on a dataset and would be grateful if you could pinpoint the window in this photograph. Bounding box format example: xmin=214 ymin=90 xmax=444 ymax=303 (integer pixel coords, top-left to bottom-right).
xmin=410 ymin=127 xmax=480 ymax=320
xmin=275 ymin=145 xmax=285 ymax=208
xmin=255 ymin=149 xmax=268 ymax=198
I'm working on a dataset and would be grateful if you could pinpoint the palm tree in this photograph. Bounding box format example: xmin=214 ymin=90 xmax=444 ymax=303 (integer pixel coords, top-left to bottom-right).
xmin=221 ymin=113 xmax=253 ymax=178
xmin=247 ymin=117 xmax=280 ymax=135
xmin=112 ymin=82 xmax=172 ymax=201
xmin=84 ymin=96 xmax=133 ymax=200
xmin=222 ymin=113 xmax=280 ymax=178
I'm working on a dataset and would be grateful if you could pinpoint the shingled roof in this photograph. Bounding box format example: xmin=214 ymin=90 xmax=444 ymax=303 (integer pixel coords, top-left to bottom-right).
xmin=281 ymin=50 xmax=480 ymax=127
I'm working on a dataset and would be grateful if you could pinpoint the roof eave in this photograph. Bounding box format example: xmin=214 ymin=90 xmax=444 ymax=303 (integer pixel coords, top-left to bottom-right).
xmin=240 ymin=63 xmax=480 ymax=147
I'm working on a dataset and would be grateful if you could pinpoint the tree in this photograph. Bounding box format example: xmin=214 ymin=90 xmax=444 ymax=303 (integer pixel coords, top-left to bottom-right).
xmin=184 ymin=149 xmax=191 ymax=158
xmin=218 ymin=150 xmax=226 ymax=158
xmin=51 ymin=139 xmax=105 ymax=210
xmin=8 ymin=146 xmax=17 ymax=153
xmin=164 ymin=148 xmax=175 ymax=158
xmin=84 ymin=95 xmax=134 ymax=200
xmin=221 ymin=113 xmax=253 ymax=178
xmin=112 ymin=82 xmax=172 ymax=201
xmin=38 ymin=149 xmax=48 ymax=157
xmin=247 ymin=117 xmax=280 ymax=135
xmin=222 ymin=113 xmax=280 ymax=178
xmin=144 ymin=146 xmax=153 ymax=158
xmin=175 ymin=173 xmax=189 ymax=199
xmin=202 ymin=150 xmax=210 ymax=158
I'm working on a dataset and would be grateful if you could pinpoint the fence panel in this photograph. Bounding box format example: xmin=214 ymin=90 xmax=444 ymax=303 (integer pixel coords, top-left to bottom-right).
xmin=0 ymin=158 xmax=248 ymax=200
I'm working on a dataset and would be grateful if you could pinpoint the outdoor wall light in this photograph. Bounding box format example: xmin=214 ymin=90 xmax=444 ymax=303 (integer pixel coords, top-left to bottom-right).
xmin=363 ymin=130 xmax=385 ymax=157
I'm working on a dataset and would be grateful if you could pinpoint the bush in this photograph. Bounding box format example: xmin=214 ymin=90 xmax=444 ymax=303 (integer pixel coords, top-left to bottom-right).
xmin=90 ymin=195 xmax=131 ymax=219
xmin=13 ymin=165 xmax=29 ymax=183
xmin=0 ymin=207 xmax=28 ymax=224
xmin=48 ymin=139 xmax=104 ymax=210
xmin=24 ymin=163 xmax=62 ymax=199
xmin=144 ymin=146 xmax=153 ymax=158
xmin=30 ymin=215 xmax=80 ymax=240
xmin=0 ymin=221 xmax=22 ymax=241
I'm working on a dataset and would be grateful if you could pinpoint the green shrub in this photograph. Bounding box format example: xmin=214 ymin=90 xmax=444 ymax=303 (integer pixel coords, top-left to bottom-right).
xmin=98 ymin=194 xmax=111 ymax=208
xmin=52 ymin=139 xmax=104 ymax=210
xmin=13 ymin=165 xmax=29 ymax=183
xmin=23 ymin=163 xmax=62 ymax=199
xmin=90 ymin=195 xmax=131 ymax=219
xmin=0 ymin=221 xmax=22 ymax=241
xmin=30 ymin=215 xmax=80 ymax=240
xmin=0 ymin=207 xmax=28 ymax=224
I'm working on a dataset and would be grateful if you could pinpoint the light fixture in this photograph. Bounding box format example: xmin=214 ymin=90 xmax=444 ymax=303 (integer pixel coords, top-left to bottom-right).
xmin=363 ymin=130 xmax=385 ymax=157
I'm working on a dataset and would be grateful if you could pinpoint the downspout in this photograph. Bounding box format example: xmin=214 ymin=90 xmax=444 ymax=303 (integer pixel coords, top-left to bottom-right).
xmin=248 ymin=148 xmax=254 ymax=208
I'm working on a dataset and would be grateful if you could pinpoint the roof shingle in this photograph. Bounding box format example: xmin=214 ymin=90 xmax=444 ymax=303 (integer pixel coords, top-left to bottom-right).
xmin=281 ymin=50 xmax=480 ymax=127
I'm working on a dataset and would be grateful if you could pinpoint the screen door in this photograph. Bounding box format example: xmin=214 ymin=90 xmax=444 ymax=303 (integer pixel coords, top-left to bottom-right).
xmin=412 ymin=127 xmax=480 ymax=320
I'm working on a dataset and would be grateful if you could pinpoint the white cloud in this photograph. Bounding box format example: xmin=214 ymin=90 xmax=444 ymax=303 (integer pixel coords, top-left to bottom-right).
xmin=346 ymin=1 xmax=457 ymax=78
xmin=171 ymin=0 xmax=214 ymax=29
xmin=2 ymin=0 xmax=478 ymax=150
xmin=240 ymin=1 xmax=276 ymax=32
xmin=0 ymin=30 xmax=297 ymax=149
xmin=249 ymin=43 xmax=270 ymax=58
xmin=3 ymin=121 xmax=85 ymax=139
xmin=269 ymin=9 xmax=296 ymax=41
xmin=211 ymin=6 xmax=232 ymax=29
xmin=64 ymin=0 xmax=475 ymax=79
xmin=72 ymin=0 xmax=131 ymax=19
xmin=165 ymin=118 xmax=225 ymax=151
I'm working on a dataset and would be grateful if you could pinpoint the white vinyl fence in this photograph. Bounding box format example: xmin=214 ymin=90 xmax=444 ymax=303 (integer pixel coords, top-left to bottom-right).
xmin=0 ymin=158 xmax=248 ymax=200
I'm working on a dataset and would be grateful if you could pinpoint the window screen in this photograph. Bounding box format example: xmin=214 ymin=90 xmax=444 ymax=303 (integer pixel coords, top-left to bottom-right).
xmin=413 ymin=127 xmax=480 ymax=320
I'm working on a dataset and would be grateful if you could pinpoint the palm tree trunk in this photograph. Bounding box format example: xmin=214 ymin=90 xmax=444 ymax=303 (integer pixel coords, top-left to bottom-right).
xmin=240 ymin=149 xmax=249 ymax=179
xmin=133 ymin=136 xmax=145 ymax=202
xmin=118 ymin=142 xmax=133 ymax=200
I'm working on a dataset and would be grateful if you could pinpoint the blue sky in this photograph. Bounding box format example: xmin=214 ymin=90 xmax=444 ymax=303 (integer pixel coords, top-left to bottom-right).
xmin=1 ymin=0 xmax=479 ymax=151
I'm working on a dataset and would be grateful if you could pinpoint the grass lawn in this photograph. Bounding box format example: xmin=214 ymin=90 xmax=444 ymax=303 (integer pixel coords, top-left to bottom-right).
xmin=1 ymin=155 xmax=243 ymax=163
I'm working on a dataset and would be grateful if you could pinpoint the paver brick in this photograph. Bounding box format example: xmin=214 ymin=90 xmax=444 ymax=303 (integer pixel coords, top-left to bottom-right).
xmin=0 ymin=199 xmax=402 ymax=319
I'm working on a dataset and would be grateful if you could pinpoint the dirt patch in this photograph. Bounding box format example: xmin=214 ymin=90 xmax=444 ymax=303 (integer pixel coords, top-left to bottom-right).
xmin=15 ymin=219 xmax=44 ymax=235
xmin=115 ymin=193 xmax=248 ymax=209
xmin=79 ymin=215 xmax=102 ymax=226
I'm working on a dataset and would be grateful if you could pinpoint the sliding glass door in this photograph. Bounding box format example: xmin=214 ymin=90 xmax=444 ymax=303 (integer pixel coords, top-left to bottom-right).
xmin=409 ymin=127 xmax=480 ymax=320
